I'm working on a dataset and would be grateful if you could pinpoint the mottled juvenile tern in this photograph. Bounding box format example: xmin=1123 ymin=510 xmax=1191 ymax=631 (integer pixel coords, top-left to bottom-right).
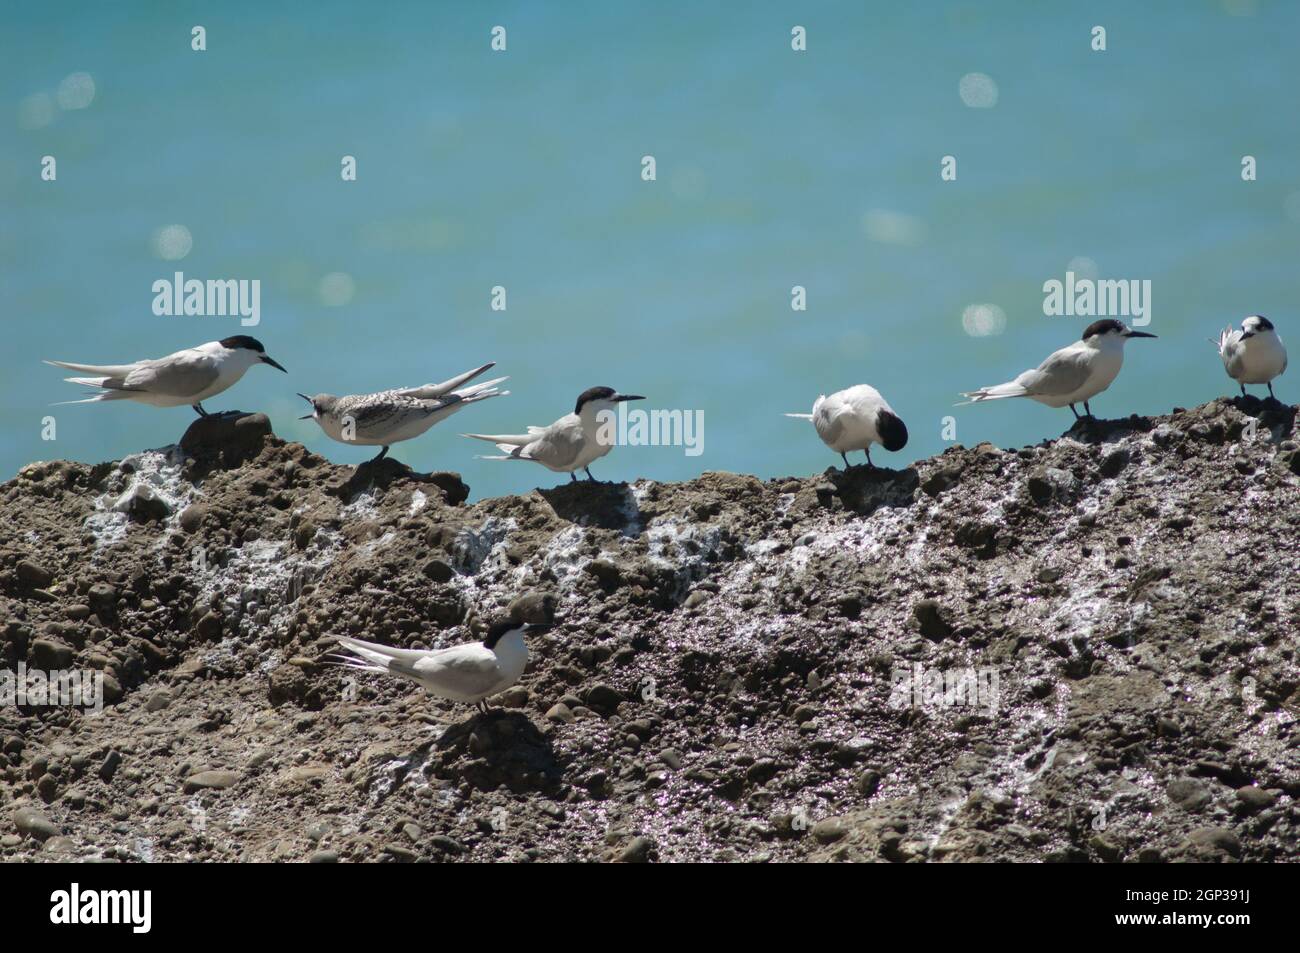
xmin=299 ymin=362 xmax=507 ymax=464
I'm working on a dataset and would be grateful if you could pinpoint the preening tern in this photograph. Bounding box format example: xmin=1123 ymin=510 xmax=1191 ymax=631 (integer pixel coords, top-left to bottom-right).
xmin=786 ymin=384 xmax=908 ymax=468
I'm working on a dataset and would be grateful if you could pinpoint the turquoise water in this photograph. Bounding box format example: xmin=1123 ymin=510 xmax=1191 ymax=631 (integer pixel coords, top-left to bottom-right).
xmin=4 ymin=2 xmax=1298 ymax=500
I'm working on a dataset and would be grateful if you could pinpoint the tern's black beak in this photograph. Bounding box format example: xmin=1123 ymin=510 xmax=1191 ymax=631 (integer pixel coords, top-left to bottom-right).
xmin=297 ymin=393 xmax=314 ymax=419
xmin=262 ymin=354 xmax=288 ymax=372
xmin=613 ymin=394 xmax=646 ymax=402
xmin=1125 ymin=330 xmax=1157 ymax=339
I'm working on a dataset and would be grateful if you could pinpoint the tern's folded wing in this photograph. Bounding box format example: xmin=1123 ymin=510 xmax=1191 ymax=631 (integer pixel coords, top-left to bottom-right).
xmin=45 ymin=359 xmax=142 ymax=378
xmin=337 ymin=394 xmax=428 ymax=434
xmin=335 ymin=635 xmax=436 ymax=666
xmin=122 ymin=353 xmax=220 ymax=396
xmin=1016 ymin=348 xmax=1092 ymax=397
xmin=811 ymin=406 xmax=844 ymax=445
xmin=397 ymin=362 xmax=496 ymax=399
xmin=463 ymin=430 xmax=533 ymax=446
xmin=529 ymin=425 xmax=585 ymax=469
xmin=416 ymin=645 xmax=503 ymax=695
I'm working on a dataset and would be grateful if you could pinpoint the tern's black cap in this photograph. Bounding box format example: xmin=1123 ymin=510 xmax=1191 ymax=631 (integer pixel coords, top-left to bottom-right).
xmin=220 ymin=335 xmax=267 ymax=353
xmin=876 ymin=409 xmax=908 ymax=452
xmin=483 ymin=618 xmax=520 ymax=649
xmin=1081 ymin=319 xmax=1126 ymax=340
xmin=1249 ymin=315 xmax=1274 ymax=331
xmin=575 ymin=386 xmax=617 ymax=414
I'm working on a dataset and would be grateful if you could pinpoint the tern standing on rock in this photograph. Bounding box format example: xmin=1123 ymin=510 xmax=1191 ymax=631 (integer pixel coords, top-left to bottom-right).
xmin=959 ymin=319 xmax=1157 ymax=420
xmin=786 ymin=384 xmax=908 ymax=468
xmin=46 ymin=335 xmax=287 ymax=416
xmin=1213 ymin=315 xmax=1287 ymax=400
xmin=330 ymin=620 xmax=550 ymax=713
xmin=298 ymin=362 xmax=508 ymax=464
xmin=462 ymin=386 xmax=644 ymax=482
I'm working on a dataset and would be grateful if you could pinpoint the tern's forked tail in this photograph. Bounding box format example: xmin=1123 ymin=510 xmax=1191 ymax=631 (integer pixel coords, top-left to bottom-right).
xmin=52 ymin=388 xmax=141 ymax=406
xmin=462 ymin=430 xmax=535 ymax=460
xmin=329 ymin=635 xmax=434 ymax=690
xmin=956 ymin=381 xmax=1029 ymax=406
xmin=453 ymin=377 xmax=510 ymax=403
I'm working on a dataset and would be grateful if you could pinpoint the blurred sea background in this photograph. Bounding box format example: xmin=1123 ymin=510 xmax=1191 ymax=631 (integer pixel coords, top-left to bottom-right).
xmin=3 ymin=1 xmax=1299 ymax=500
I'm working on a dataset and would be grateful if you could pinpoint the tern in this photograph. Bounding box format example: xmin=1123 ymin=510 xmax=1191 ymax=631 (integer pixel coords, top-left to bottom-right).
xmin=1213 ymin=315 xmax=1286 ymax=400
xmin=298 ymin=362 xmax=508 ymax=464
xmin=45 ymin=335 xmax=287 ymax=416
xmin=959 ymin=319 xmax=1156 ymax=419
xmin=330 ymin=620 xmax=550 ymax=713
xmin=462 ymin=386 xmax=645 ymax=482
xmin=785 ymin=384 xmax=908 ymax=468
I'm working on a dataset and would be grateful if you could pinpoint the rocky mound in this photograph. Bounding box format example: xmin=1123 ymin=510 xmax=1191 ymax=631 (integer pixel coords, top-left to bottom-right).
xmin=0 ymin=398 xmax=1297 ymax=862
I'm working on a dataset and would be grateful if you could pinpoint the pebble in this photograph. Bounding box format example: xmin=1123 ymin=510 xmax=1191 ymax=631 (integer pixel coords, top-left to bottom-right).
xmin=422 ymin=559 xmax=454 ymax=582
xmin=811 ymin=818 xmax=848 ymax=844
xmin=792 ymin=704 xmax=818 ymax=724
xmin=585 ymin=681 xmax=618 ymax=712
xmin=178 ymin=503 xmax=211 ymax=533
xmin=13 ymin=806 xmax=59 ymax=841
xmin=1235 ymin=786 xmax=1278 ymax=814
xmin=498 ymin=686 xmax=530 ymax=708
xmin=429 ymin=835 xmax=465 ymax=854
xmin=1166 ymin=778 xmax=1211 ymax=812
xmin=545 ymin=703 xmax=574 ymax=724
xmin=507 ymin=590 xmax=557 ymax=625
xmin=1184 ymin=827 xmax=1241 ymax=857
xmin=1098 ymin=447 xmax=1131 ymax=478
xmin=619 ymin=836 xmax=655 ymax=863
xmin=30 ymin=639 xmax=74 ymax=669
xmin=144 ymin=690 xmax=173 ymax=713
xmin=183 ymin=770 xmax=240 ymax=793
xmin=382 ymin=844 xmax=417 ymax=862
xmin=912 ymin=599 xmax=954 ymax=640
xmin=857 ymin=770 xmax=881 ymax=798
xmin=16 ymin=561 xmax=54 ymax=589
xmin=681 ymin=590 xmax=711 ymax=610
xmin=746 ymin=760 xmax=780 ymax=785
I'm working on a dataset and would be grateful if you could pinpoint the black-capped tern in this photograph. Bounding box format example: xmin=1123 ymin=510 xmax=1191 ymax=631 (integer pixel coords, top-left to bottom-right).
xmin=1213 ymin=315 xmax=1287 ymax=400
xmin=786 ymin=384 xmax=908 ymax=468
xmin=462 ymin=386 xmax=645 ymax=482
xmin=959 ymin=319 xmax=1156 ymax=419
xmin=330 ymin=620 xmax=550 ymax=712
xmin=45 ymin=335 xmax=286 ymax=416
xmin=298 ymin=362 xmax=508 ymax=464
